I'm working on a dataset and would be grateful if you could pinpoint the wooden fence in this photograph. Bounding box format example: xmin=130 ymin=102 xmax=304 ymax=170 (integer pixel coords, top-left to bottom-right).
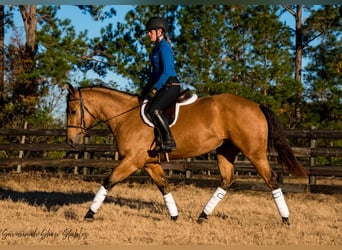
xmin=0 ymin=128 xmax=341 ymax=194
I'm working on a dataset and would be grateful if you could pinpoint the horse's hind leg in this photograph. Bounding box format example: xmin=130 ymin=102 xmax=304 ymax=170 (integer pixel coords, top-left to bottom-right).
xmin=197 ymin=143 xmax=239 ymax=223
xmin=145 ymin=163 xmax=178 ymax=220
xmin=249 ymin=156 xmax=290 ymax=225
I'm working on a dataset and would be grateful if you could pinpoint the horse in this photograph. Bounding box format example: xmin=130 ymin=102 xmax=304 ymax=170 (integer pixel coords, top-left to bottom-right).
xmin=65 ymin=83 xmax=307 ymax=225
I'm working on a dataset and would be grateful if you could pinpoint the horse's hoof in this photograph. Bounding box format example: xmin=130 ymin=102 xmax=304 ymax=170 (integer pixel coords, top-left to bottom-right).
xmin=197 ymin=211 xmax=208 ymax=224
xmin=84 ymin=209 xmax=95 ymax=222
xmin=282 ymin=217 xmax=290 ymax=225
xmin=171 ymin=215 xmax=178 ymax=221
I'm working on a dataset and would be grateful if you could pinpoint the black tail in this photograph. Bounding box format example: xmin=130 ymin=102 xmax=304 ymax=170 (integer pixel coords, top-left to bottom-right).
xmin=259 ymin=105 xmax=307 ymax=177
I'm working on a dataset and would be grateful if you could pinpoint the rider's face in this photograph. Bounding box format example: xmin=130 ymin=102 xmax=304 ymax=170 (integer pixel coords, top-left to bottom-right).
xmin=148 ymin=29 xmax=162 ymax=43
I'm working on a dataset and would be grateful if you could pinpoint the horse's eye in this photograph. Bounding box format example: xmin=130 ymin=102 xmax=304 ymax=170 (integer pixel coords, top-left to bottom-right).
xmin=70 ymin=110 xmax=76 ymax=115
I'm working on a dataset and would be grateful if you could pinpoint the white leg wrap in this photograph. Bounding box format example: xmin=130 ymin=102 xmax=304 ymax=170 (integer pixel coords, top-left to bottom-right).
xmin=203 ymin=187 xmax=227 ymax=215
xmin=163 ymin=193 xmax=178 ymax=217
xmin=90 ymin=186 xmax=108 ymax=213
xmin=272 ymin=188 xmax=289 ymax=218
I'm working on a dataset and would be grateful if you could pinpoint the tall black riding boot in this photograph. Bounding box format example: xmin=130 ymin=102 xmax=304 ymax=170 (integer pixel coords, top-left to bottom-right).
xmin=152 ymin=110 xmax=176 ymax=152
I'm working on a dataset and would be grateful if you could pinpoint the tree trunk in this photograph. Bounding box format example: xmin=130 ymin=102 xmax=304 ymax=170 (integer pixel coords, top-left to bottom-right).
xmin=0 ymin=5 xmax=4 ymax=106
xmin=15 ymin=5 xmax=38 ymax=118
xmin=294 ymin=5 xmax=302 ymax=126
xmin=19 ymin=5 xmax=37 ymax=58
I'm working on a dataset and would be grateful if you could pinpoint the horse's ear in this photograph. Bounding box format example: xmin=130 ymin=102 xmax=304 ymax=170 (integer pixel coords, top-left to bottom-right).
xmin=64 ymin=82 xmax=75 ymax=96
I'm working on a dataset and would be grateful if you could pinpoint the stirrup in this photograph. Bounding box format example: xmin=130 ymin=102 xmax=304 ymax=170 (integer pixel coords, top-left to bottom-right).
xmin=161 ymin=141 xmax=176 ymax=153
xmin=152 ymin=134 xmax=176 ymax=153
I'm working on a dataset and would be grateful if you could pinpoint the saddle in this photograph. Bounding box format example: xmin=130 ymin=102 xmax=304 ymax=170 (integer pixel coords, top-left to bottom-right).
xmin=140 ymin=89 xmax=198 ymax=128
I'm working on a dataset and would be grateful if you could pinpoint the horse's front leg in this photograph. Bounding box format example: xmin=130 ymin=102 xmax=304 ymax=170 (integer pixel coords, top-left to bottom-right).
xmin=145 ymin=163 xmax=178 ymax=221
xmin=84 ymin=158 xmax=139 ymax=221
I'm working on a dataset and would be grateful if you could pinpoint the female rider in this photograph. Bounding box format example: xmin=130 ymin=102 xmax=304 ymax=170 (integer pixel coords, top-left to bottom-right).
xmin=141 ymin=17 xmax=180 ymax=153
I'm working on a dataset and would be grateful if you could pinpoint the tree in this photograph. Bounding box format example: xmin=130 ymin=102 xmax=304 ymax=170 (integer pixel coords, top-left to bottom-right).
xmin=176 ymin=5 xmax=239 ymax=95
xmin=82 ymin=5 xmax=179 ymax=92
xmin=243 ymin=6 xmax=295 ymax=111
xmin=1 ymin=5 xmax=116 ymax=127
xmin=282 ymin=5 xmax=305 ymax=127
xmin=303 ymin=5 xmax=342 ymax=129
xmin=281 ymin=5 xmax=342 ymax=128
xmin=0 ymin=5 xmax=13 ymax=111
xmin=176 ymin=5 xmax=296 ymax=122
xmin=0 ymin=6 xmax=4 ymax=105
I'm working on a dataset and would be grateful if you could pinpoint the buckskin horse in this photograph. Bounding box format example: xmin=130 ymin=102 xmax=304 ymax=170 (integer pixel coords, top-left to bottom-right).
xmin=65 ymin=83 xmax=307 ymax=225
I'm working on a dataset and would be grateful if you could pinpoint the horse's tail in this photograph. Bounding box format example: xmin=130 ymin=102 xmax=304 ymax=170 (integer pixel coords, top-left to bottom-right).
xmin=259 ymin=105 xmax=307 ymax=177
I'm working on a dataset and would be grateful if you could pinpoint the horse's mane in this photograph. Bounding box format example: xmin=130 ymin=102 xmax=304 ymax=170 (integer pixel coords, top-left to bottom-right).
xmin=79 ymin=85 xmax=138 ymax=99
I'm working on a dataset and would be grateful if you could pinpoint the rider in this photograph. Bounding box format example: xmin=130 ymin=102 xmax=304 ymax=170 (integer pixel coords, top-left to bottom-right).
xmin=141 ymin=17 xmax=181 ymax=153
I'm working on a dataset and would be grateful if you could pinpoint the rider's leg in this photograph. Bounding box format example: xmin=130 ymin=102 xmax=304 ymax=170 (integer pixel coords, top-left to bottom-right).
xmin=151 ymin=109 xmax=176 ymax=152
xmin=147 ymin=85 xmax=180 ymax=152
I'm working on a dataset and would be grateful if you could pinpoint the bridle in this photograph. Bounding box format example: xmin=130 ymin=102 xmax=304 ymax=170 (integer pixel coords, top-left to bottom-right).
xmin=66 ymin=88 xmax=141 ymax=133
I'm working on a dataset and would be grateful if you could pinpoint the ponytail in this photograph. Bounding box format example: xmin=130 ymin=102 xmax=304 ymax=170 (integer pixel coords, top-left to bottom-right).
xmin=163 ymin=33 xmax=171 ymax=44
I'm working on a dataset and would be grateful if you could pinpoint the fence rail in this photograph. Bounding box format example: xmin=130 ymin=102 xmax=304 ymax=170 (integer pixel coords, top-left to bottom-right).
xmin=0 ymin=128 xmax=341 ymax=194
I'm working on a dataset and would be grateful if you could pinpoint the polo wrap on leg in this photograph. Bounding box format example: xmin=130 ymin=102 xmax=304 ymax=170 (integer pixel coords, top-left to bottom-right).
xmin=163 ymin=193 xmax=178 ymax=217
xmin=90 ymin=185 xmax=108 ymax=213
xmin=203 ymin=186 xmax=227 ymax=215
xmin=272 ymin=188 xmax=289 ymax=218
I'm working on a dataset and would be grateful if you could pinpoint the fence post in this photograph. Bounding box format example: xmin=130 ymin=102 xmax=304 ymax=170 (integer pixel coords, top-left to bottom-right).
xmin=309 ymin=126 xmax=317 ymax=185
xmin=82 ymin=136 xmax=90 ymax=175
xmin=17 ymin=121 xmax=28 ymax=173
xmin=276 ymin=171 xmax=284 ymax=184
xmin=185 ymin=158 xmax=192 ymax=179
xmin=73 ymin=154 xmax=78 ymax=175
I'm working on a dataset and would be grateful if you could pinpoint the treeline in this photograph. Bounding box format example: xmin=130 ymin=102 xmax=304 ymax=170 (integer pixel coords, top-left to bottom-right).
xmin=0 ymin=5 xmax=341 ymax=130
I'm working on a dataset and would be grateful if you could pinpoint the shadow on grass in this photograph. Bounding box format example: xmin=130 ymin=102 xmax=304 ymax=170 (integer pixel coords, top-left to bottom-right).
xmin=108 ymin=196 xmax=162 ymax=214
xmin=0 ymin=187 xmax=95 ymax=211
xmin=0 ymin=187 xmax=163 ymax=215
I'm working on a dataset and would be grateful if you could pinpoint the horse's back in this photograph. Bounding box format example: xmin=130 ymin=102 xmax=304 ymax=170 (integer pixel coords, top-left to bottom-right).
xmin=206 ymin=92 xmax=260 ymax=109
xmin=187 ymin=93 xmax=268 ymax=148
xmin=195 ymin=93 xmax=264 ymax=123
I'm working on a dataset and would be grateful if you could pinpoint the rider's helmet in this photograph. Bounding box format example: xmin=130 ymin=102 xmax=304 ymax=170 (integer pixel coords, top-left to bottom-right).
xmin=146 ymin=17 xmax=168 ymax=33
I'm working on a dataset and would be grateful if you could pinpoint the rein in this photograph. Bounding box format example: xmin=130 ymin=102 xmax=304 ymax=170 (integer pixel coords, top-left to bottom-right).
xmin=67 ymin=89 xmax=141 ymax=132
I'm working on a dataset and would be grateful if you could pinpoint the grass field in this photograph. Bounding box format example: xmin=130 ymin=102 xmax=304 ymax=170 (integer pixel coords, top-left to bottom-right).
xmin=0 ymin=173 xmax=340 ymax=246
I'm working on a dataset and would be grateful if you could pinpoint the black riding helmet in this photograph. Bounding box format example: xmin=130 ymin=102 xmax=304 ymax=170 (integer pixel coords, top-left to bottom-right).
xmin=146 ymin=17 xmax=168 ymax=33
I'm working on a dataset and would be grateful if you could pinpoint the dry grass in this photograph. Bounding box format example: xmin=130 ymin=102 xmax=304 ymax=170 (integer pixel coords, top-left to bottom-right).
xmin=0 ymin=173 xmax=341 ymax=246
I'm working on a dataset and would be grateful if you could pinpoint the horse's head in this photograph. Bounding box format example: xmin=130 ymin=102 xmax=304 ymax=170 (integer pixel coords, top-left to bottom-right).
xmin=65 ymin=83 xmax=96 ymax=147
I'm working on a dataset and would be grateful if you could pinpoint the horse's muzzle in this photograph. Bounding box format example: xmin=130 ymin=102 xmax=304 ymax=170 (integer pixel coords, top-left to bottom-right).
xmin=67 ymin=138 xmax=78 ymax=148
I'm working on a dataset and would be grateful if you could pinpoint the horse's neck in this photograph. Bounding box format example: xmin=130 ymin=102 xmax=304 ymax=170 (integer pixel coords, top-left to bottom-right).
xmin=84 ymin=88 xmax=138 ymax=122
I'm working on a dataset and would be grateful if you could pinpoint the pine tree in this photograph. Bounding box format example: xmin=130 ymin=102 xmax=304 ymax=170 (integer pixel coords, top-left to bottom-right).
xmin=303 ymin=5 xmax=342 ymax=129
xmin=2 ymin=5 xmax=113 ymax=127
xmin=83 ymin=5 xmax=179 ymax=92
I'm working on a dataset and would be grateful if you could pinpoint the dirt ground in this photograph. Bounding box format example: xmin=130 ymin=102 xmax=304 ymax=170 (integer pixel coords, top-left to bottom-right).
xmin=0 ymin=173 xmax=340 ymax=246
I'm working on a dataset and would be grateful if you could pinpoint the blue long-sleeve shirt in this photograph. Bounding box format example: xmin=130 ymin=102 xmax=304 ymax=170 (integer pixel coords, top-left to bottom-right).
xmin=148 ymin=38 xmax=177 ymax=91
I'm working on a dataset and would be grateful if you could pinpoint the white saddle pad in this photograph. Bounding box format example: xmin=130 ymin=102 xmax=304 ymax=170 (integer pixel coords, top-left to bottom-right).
xmin=140 ymin=94 xmax=198 ymax=128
